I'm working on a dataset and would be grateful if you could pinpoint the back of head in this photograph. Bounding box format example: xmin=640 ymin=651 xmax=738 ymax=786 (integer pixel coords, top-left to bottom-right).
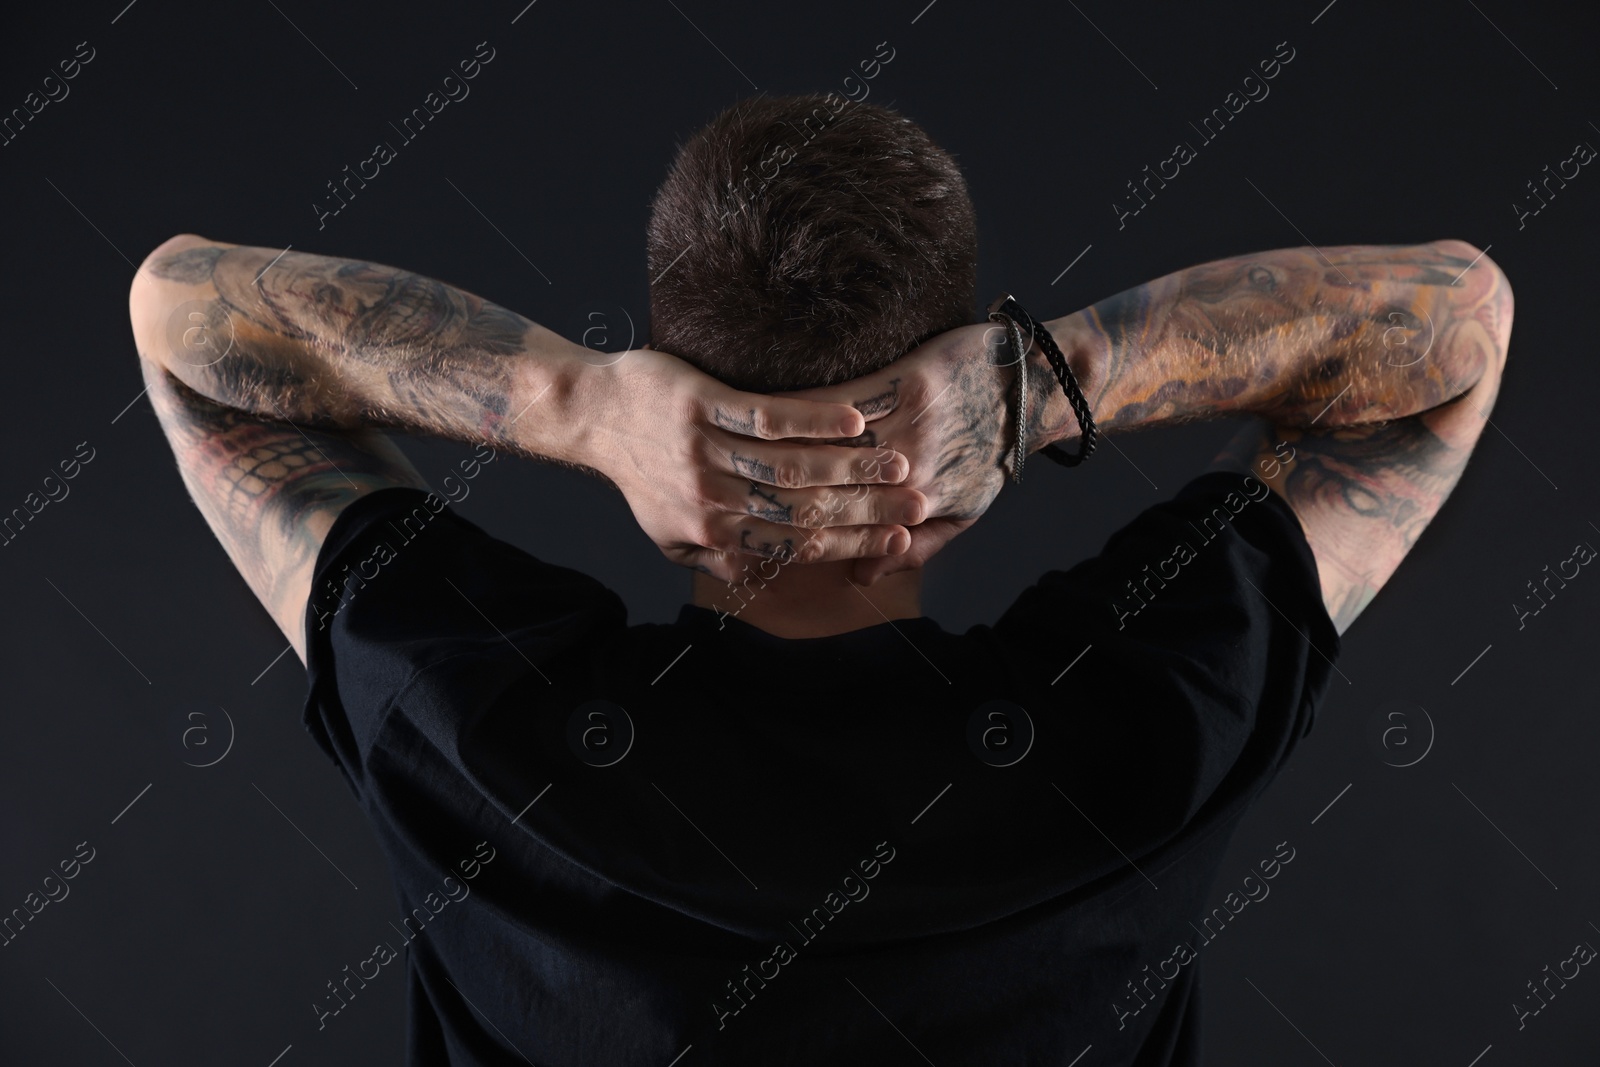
xmin=646 ymin=94 xmax=978 ymax=393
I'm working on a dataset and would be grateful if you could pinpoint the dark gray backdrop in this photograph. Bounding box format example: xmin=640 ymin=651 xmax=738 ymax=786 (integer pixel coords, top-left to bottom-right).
xmin=2 ymin=0 xmax=1595 ymax=1063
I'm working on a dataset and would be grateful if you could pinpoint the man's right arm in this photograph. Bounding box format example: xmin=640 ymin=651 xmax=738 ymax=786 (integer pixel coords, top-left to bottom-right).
xmin=1036 ymin=240 xmax=1513 ymax=633
xmin=129 ymin=235 xmax=917 ymax=584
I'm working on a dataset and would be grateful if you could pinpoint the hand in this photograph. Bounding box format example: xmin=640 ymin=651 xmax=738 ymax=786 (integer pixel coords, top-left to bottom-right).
xmin=586 ymin=347 xmax=928 ymax=582
xmin=783 ymin=322 xmax=1012 ymax=585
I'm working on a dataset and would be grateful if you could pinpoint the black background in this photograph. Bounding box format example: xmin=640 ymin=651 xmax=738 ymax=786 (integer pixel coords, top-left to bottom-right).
xmin=2 ymin=0 xmax=1597 ymax=1063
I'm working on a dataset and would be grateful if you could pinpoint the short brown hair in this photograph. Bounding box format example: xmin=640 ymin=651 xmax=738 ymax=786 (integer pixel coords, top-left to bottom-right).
xmin=646 ymin=94 xmax=978 ymax=392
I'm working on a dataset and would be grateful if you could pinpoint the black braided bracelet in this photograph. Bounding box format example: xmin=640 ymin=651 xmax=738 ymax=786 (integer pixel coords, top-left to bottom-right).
xmin=986 ymin=293 xmax=1099 ymax=467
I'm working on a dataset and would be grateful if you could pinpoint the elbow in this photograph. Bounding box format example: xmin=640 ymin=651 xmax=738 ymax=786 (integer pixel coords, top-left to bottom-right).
xmin=1483 ymin=249 xmax=1513 ymax=357
xmin=132 ymin=232 xmax=210 ymax=294
xmin=144 ymin=231 xmax=210 ymax=260
xmin=127 ymin=263 xmax=164 ymax=369
xmin=1436 ymin=237 xmax=1513 ymax=348
xmin=1433 ymin=239 xmax=1513 ymax=400
xmin=128 ymin=233 xmax=213 ymax=370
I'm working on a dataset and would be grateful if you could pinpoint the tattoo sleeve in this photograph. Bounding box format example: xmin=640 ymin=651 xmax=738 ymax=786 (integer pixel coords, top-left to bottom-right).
xmin=1030 ymin=241 xmax=1507 ymax=447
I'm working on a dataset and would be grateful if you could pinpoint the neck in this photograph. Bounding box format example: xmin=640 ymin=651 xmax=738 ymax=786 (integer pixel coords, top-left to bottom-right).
xmin=691 ymin=560 xmax=923 ymax=638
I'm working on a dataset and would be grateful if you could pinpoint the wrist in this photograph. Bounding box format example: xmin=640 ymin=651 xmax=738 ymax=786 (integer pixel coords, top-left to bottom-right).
xmin=505 ymin=337 xmax=611 ymax=473
xmin=1025 ymin=311 xmax=1103 ymax=454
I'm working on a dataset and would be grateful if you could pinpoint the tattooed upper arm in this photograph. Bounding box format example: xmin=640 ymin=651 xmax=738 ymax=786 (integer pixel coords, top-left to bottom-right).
xmin=140 ymin=357 xmax=428 ymax=660
xmin=1212 ymin=414 xmax=1461 ymax=634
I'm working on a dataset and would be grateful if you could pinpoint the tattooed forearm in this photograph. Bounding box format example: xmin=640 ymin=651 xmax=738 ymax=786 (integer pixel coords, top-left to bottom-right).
xmin=136 ymin=240 xmax=544 ymax=454
xmin=1035 ymin=241 xmax=1510 ymax=450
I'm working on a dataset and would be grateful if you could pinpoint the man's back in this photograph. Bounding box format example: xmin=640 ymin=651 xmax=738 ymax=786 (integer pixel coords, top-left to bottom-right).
xmin=301 ymin=468 xmax=1336 ymax=1063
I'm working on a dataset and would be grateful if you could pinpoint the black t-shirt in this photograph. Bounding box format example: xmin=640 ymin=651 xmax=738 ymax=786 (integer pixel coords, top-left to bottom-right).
xmin=301 ymin=470 xmax=1340 ymax=1066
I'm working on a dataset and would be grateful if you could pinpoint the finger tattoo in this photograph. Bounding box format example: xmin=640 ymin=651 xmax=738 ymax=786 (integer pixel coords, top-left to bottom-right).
xmin=852 ymin=378 xmax=901 ymax=417
xmin=817 ymin=428 xmax=877 ymax=448
xmin=739 ymin=527 xmax=798 ymax=562
xmin=713 ymin=407 xmax=757 ymax=433
xmin=730 ymin=451 xmax=778 ymax=482
xmin=745 ymin=482 xmax=794 ymax=523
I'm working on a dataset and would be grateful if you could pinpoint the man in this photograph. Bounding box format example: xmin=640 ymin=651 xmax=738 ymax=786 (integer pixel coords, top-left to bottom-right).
xmin=128 ymin=94 xmax=1510 ymax=1064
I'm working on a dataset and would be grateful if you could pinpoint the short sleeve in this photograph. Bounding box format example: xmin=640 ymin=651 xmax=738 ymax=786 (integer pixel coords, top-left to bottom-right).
xmin=992 ymin=470 xmax=1342 ymax=826
xmin=300 ymin=487 xmax=626 ymax=798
